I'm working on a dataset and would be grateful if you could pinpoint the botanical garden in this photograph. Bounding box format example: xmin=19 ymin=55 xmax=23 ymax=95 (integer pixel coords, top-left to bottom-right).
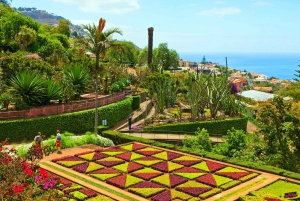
xmin=1 ymin=2 xmax=300 ymax=201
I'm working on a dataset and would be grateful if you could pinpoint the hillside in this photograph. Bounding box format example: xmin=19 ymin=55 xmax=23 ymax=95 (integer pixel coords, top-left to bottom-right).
xmin=13 ymin=7 xmax=84 ymax=36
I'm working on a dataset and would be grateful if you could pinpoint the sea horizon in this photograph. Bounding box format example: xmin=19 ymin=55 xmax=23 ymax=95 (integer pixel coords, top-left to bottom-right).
xmin=178 ymin=52 xmax=300 ymax=80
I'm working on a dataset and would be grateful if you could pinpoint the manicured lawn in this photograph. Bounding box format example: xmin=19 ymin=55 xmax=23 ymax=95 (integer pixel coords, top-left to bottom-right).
xmin=52 ymin=142 xmax=259 ymax=201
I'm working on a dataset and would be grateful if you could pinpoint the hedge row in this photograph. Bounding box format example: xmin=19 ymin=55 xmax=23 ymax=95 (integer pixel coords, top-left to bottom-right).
xmin=0 ymin=97 xmax=133 ymax=142
xmin=144 ymin=115 xmax=248 ymax=135
xmin=131 ymin=95 xmax=141 ymax=110
xmin=101 ymin=130 xmax=300 ymax=181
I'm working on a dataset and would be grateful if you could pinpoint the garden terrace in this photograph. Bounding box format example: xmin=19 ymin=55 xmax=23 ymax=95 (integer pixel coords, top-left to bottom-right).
xmin=0 ymin=91 xmax=125 ymax=121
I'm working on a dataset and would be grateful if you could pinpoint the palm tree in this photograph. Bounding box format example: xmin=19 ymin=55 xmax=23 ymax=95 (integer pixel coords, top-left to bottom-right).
xmin=76 ymin=18 xmax=122 ymax=134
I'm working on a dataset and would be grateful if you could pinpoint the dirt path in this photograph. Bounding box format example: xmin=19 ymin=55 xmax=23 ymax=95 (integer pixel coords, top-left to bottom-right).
xmin=247 ymin=121 xmax=259 ymax=133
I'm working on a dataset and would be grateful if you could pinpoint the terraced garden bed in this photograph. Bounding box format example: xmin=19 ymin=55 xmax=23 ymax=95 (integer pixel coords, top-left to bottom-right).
xmin=51 ymin=142 xmax=259 ymax=201
xmin=240 ymin=179 xmax=300 ymax=201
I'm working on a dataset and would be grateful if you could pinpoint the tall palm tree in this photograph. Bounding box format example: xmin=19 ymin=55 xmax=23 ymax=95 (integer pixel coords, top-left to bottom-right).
xmin=76 ymin=18 xmax=122 ymax=134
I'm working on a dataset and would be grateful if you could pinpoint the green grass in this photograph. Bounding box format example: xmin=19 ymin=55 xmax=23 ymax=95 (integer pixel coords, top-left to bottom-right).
xmin=41 ymin=162 xmax=140 ymax=201
xmin=215 ymin=177 xmax=267 ymax=201
xmin=257 ymin=179 xmax=300 ymax=198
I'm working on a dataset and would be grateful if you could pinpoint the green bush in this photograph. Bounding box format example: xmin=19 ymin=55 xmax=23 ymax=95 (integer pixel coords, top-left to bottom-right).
xmin=111 ymin=83 xmax=120 ymax=92
xmin=0 ymin=97 xmax=133 ymax=142
xmin=132 ymin=95 xmax=140 ymax=110
xmin=144 ymin=115 xmax=248 ymax=135
xmin=101 ymin=130 xmax=300 ymax=181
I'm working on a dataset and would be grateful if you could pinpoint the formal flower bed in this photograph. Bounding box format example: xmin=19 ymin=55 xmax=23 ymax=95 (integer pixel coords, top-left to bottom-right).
xmin=50 ymin=172 xmax=116 ymax=200
xmin=52 ymin=142 xmax=259 ymax=201
xmin=239 ymin=180 xmax=300 ymax=200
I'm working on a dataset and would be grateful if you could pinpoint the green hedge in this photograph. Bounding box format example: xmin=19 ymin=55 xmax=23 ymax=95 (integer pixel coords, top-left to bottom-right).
xmin=101 ymin=130 xmax=300 ymax=181
xmin=131 ymin=95 xmax=141 ymax=110
xmin=144 ymin=115 xmax=248 ymax=135
xmin=0 ymin=97 xmax=133 ymax=142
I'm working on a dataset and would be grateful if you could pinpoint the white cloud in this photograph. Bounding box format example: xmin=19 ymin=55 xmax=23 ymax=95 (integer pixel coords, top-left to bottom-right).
xmin=52 ymin=0 xmax=140 ymax=14
xmin=252 ymin=1 xmax=272 ymax=6
xmin=198 ymin=7 xmax=241 ymax=16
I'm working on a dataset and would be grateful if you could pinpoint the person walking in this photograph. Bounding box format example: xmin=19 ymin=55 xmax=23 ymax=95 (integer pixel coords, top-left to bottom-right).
xmin=34 ymin=132 xmax=43 ymax=148
xmin=56 ymin=130 xmax=62 ymax=154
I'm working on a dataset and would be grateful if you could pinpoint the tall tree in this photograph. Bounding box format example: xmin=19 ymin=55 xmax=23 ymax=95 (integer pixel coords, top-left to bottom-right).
xmin=16 ymin=25 xmax=37 ymax=50
xmin=106 ymin=40 xmax=138 ymax=65
xmin=55 ymin=19 xmax=71 ymax=37
xmin=294 ymin=63 xmax=300 ymax=82
xmin=257 ymin=96 xmax=300 ymax=171
xmin=76 ymin=18 xmax=122 ymax=134
xmin=153 ymin=43 xmax=179 ymax=71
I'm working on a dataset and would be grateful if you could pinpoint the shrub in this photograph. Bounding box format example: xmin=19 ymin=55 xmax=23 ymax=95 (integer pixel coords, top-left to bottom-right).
xmin=132 ymin=95 xmax=140 ymax=110
xmin=111 ymin=83 xmax=120 ymax=92
xmin=0 ymin=139 xmax=63 ymax=200
xmin=144 ymin=115 xmax=248 ymax=135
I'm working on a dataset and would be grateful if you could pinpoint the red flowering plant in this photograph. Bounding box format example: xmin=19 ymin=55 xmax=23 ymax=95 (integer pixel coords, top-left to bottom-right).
xmin=25 ymin=137 xmax=56 ymax=162
xmin=0 ymin=138 xmax=63 ymax=200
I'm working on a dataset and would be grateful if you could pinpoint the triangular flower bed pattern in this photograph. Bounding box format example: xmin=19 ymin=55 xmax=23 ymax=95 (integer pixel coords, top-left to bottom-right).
xmin=215 ymin=167 xmax=251 ymax=180
xmin=151 ymin=174 xmax=188 ymax=188
xmin=119 ymin=142 xmax=148 ymax=151
xmin=115 ymin=152 xmax=145 ymax=161
xmin=89 ymin=168 xmax=121 ymax=181
xmin=128 ymin=181 xmax=166 ymax=198
xmin=112 ymin=162 xmax=144 ymax=173
xmin=173 ymin=167 xmax=206 ymax=179
xmin=196 ymin=173 xmax=233 ymax=187
xmin=192 ymin=161 xmax=226 ymax=173
xmin=106 ymin=174 xmax=143 ymax=189
xmin=52 ymin=156 xmax=83 ymax=162
xmin=172 ymin=155 xmax=202 ymax=166
xmin=56 ymin=160 xmax=86 ymax=167
xmin=176 ymin=180 xmax=212 ymax=197
xmin=132 ymin=167 xmax=164 ymax=180
xmin=72 ymin=162 xmax=104 ymax=173
xmin=152 ymin=151 xmax=183 ymax=161
xmin=96 ymin=156 xmax=125 ymax=167
xmin=135 ymin=147 xmax=163 ymax=156
xmin=134 ymin=156 xmax=163 ymax=166
xmin=151 ymin=189 xmax=192 ymax=201
xmin=77 ymin=152 xmax=108 ymax=161
xmin=151 ymin=161 xmax=184 ymax=172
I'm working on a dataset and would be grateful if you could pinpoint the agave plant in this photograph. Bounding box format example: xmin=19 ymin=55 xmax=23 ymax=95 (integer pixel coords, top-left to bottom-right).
xmin=42 ymin=80 xmax=63 ymax=105
xmin=63 ymin=65 xmax=91 ymax=100
xmin=9 ymin=71 xmax=45 ymax=106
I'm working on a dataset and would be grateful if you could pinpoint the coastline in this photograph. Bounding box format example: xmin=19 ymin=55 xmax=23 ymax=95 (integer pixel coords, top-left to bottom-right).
xmin=179 ymin=52 xmax=300 ymax=80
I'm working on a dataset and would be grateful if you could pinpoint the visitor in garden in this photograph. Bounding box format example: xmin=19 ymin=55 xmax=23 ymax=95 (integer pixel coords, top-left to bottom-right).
xmin=34 ymin=132 xmax=43 ymax=148
xmin=128 ymin=115 xmax=132 ymax=130
xmin=56 ymin=130 xmax=62 ymax=154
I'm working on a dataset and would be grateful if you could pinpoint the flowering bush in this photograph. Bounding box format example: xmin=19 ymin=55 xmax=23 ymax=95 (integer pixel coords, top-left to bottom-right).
xmin=0 ymin=138 xmax=62 ymax=200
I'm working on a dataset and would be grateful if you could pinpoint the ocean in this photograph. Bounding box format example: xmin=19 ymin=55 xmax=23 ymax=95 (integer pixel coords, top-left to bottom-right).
xmin=179 ymin=52 xmax=300 ymax=80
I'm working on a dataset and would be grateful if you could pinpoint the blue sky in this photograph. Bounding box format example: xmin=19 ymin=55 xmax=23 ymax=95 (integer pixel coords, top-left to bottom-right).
xmin=11 ymin=0 xmax=300 ymax=55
